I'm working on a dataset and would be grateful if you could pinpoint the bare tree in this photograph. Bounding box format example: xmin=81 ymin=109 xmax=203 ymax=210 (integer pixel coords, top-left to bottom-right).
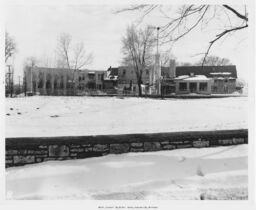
xmin=24 ymin=56 xmax=38 ymax=68
xmin=177 ymin=62 xmax=193 ymax=66
xmin=56 ymin=33 xmax=93 ymax=92
xmin=195 ymin=55 xmax=232 ymax=66
xmin=5 ymin=32 xmax=16 ymax=63
xmin=56 ymin=33 xmax=93 ymax=70
xmin=73 ymin=42 xmax=93 ymax=70
xmin=116 ymin=5 xmax=248 ymax=66
xmin=56 ymin=33 xmax=72 ymax=69
xmin=122 ymin=25 xmax=155 ymax=96
xmin=160 ymin=51 xmax=176 ymax=67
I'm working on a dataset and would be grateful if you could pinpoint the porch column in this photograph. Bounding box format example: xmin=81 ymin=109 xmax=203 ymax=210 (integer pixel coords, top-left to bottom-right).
xmin=196 ymin=82 xmax=199 ymax=93
xmin=35 ymin=72 xmax=38 ymax=93
xmin=43 ymin=73 xmax=46 ymax=95
xmin=51 ymin=75 xmax=55 ymax=94
xmin=63 ymin=74 xmax=67 ymax=95
xmin=57 ymin=77 xmax=61 ymax=95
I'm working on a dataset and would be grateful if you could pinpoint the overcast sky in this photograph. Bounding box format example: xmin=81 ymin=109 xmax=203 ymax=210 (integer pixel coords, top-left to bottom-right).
xmin=5 ymin=4 xmax=250 ymax=82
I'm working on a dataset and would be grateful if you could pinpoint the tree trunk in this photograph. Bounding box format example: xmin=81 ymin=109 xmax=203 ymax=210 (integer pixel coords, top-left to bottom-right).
xmin=137 ymin=77 xmax=142 ymax=97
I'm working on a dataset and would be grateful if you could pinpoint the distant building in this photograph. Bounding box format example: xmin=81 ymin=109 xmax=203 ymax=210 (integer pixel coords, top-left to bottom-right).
xmin=176 ymin=65 xmax=237 ymax=94
xmin=105 ymin=60 xmax=176 ymax=95
xmin=24 ymin=66 xmax=105 ymax=96
xmin=24 ymin=63 xmax=239 ymax=96
xmin=105 ymin=64 xmax=238 ymax=95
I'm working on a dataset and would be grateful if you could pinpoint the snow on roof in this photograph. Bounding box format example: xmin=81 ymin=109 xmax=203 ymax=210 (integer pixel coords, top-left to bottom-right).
xmin=88 ymin=72 xmax=95 ymax=74
xmin=210 ymin=72 xmax=231 ymax=75
xmin=104 ymin=75 xmax=118 ymax=80
xmin=175 ymin=75 xmax=211 ymax=81
xmin=175 ymin=75 xmax=190 ymax=80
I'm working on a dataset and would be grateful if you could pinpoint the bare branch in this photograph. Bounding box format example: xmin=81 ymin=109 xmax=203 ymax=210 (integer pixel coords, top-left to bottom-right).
xmin=114 ymin=5 xmax=149 ymax=14
xmin=5 ymin=32 xmax=16 ymax=63
xmin=223 ymin=5 xmax=248 ymax=22
xmin=202 ymin=24 xmax=248 ymax=66
xmin=57 ymin=33 xmax=72 ymax=69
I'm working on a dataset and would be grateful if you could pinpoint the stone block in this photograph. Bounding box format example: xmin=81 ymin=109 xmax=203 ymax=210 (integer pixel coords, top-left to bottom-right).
xmin=43 ymin=157 xmax=58 ymax=161
xmin=162 ymin=145 xmax=176 ymax=150
xmin=193 ymin=140 xmax=210 ymax=148
xmin=70 ymin=148 xmax=84 ymax=153
xmin=184 ymin=140 xmax=193 ymax=144
xmin=84 ymin=147 xmax=93 ymax=152
xmin=36 ymin=157 xmax=43 ymax=163
xmin=160 ymin=141 xmax=170 ymax=145
xmin=38 ymin=145 xmax=48 ymax=149
xmin=144 ymin=142 xmax=161 ymax=151
xmin=131 ymin=142 xmax=143 ymax=148
xmin=48 ymin=145 xmax=69 ymax=157
xmin=13 ymin=155 xmax=35 ymax=164
xmin=81 ymin=144 xmax=91 ymax=148
xmin=6 ymin=149 xmax=27 ymax=155
xmin=130 ymin=148 xmax=144 ymax=153
xmin=70 ymin=144 xmax=81 ymax=148
xmin=35 ymin=154 xmax=48 ymax=158
xmin=245 ymin=137 xmax=248 ymax=143
xmin=169 ymin=141 xmax=183 ymax=145
xmin=93 ymin=144 xmax=109 ymax=152
xmin=6 ymin=150 xmax=18 ymax=155
xmin=110 ymin=143 xmax=130 ymax=154
xmin=27 ymin=150 xmax=48 ymax=155
xmin=218 ymin=139 xmax=233 ymax=145
xmin=5 ymin=159 xmax=13 ymax=164
xmin=232 ymin=138 xmax=245 ymax=144
xmin=6 ymin=155 xmax=13 ymax=160
xmin=70 ymin=153 xmax=78 ymax=157
xmin=177 ymin=144 xmax=192 ymax=149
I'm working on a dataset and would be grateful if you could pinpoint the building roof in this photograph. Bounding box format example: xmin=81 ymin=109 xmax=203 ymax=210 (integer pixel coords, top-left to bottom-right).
xmin=31 ymin=67 xmax=105 ymax=74
xmin=176 ymin=65 xmax=237 ymax=78
xmin=107 ymin=67 xmax=119 ymax=76
xmin=175 ymin=75 xmax=212 ymax=81
xmin=108 ymin=66 xmax=170 ymax=76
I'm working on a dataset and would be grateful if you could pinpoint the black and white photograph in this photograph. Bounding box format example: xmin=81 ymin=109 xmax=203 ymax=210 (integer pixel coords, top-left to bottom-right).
xmin=2 ymin=0 xmax=255 ymax=208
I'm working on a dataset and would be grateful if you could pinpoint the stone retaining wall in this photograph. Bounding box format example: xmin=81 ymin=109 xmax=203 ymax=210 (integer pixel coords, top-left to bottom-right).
xmin=6 ymin=129 xmax=248 ymax=168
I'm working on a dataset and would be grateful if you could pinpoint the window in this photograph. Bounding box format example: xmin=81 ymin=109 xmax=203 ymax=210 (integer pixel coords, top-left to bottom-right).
xmin=199 ymin=83 xmax=207 ymax=91
xmin=98 ymin=74 xmax=101 ymax=80
xmin=123 ymin=69 xmax=126 ymax=75
xmin=179 ymin=82 xmax=187 ymax=91
xmin=146 ymin=70 xmax=149 ymax=75
xmin=88 ymin=73 xmax=95 ymax=80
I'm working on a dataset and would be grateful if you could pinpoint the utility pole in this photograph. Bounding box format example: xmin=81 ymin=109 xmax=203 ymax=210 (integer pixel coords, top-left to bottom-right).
xmin=18 ymin=76 xmax=21 ymax=95
xmin=6 ymin=65 xmax=12 ymax=97
xmin=30 ymin=67 xmax=33 ymax=93
xmin=156 ymin=27 xmax=160 ymax=55
xmin=11 ymin=66 xmax=14 ymax=97
xmin=156 ymin=27 xmax=161 ymax=96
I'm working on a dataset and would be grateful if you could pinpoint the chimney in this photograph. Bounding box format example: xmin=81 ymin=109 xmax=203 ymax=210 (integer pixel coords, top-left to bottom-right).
xmin=169 ymin=59 xmax=176 ymax=79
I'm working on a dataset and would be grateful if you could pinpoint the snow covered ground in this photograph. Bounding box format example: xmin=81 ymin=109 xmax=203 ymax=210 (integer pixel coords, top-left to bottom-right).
xmin=5 ymin=96 xmax=248 ymax=137
xmin=6 ymin=144 xmax=248 ymax=200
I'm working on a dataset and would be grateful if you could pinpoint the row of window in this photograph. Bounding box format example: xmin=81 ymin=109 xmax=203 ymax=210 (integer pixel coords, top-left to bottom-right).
xmin=79 ymin=74 xmax=103 ymax=81
xmin=122 ymin=69 xmax=149 ymax=76
xmin=179 ymin=82 xmax=208 ymax=91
